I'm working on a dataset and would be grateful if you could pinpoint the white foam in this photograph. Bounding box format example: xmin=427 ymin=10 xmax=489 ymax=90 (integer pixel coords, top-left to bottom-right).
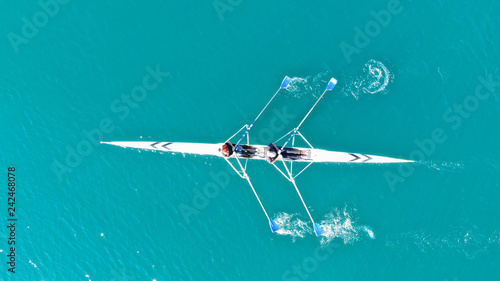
xmin=363 ymin=226 xmax=376 ymax=239
xmin=319 ymin=207 xmax=375 ymax=246
xmin=364 ymin=59 xmax=391 ymax=94
xmin=273 ymin=207 xmax=375 ymax=244
xmin=285 ymin=72 xmax=332 ymax=98
xmin=342 ymin=60 xmax=392 ymax=99
xmin=274 ymin=212 xmax=310 ymax=241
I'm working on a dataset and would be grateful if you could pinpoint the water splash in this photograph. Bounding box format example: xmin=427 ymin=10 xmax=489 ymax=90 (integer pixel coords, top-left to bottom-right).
xmin=274 ymin=212 xmax=310 ymax=241
xmin=286 ymin=77 xmax=311 ymax=97
xmin=285 ymin=72 xmax=332 ymax=98
xmin=319 ymin=207 xmax=375 ymax=246
xmin=363 ymin=226 xmax=376 ymax=239
xmin=343 ymin=60 xmax=392 ymax=99
xmin=273 ymin=208 xmax=375 ymax=244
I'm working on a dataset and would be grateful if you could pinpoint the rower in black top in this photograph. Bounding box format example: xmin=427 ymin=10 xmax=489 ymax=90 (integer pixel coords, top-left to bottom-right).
xmin=266 ymin=143 xmax=281 ymax=164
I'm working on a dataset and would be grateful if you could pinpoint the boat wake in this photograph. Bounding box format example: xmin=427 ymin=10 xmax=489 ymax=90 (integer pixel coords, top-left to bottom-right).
xmin=422 ymin=160 xmax=465 ymax=172
xmin=423 ymin=159 xmax=500 ymax=173
xmin=273 ymin=207 xmax=375 ymax=245
xmin=385 ymin=226 xmax=500 ymax=259
xmin=343 ymin=59 xmax=392 ymax=99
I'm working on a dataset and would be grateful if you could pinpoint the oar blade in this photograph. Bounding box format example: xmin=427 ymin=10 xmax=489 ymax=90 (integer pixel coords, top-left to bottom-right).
xmin=314 ymin=223 xmax=324 ymax=236
xmin=280 ymin=76 xmax=292 ymax=88
xmin=326 ymin=78 xmax=338 ymax=91
xmin=270 ymin=219 xmax=280 ymax=232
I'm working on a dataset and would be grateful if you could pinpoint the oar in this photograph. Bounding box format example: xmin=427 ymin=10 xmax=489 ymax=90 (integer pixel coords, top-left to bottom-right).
xmin=244 ymin=174 xmax=280 ymax=233
xmin=282 ymin=78 xmax=338 ymax=148
xmin=235 ymin=76 xmax=292 ymax=146
xmin=281 ymin=78 xmax=338 ymax=236
xmin=277 ymin=160 xmax=322 ymax=235
xmin=227 ymin=156 xmax=280 ymax=233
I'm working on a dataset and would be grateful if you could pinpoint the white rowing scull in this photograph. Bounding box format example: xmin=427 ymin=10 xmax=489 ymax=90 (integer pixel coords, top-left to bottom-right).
xmin=102 ymin=76 xmax=412 ymax=235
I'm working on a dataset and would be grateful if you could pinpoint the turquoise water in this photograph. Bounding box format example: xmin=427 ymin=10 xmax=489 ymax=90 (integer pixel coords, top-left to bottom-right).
xmin=1 ymin=0 xmax=500 ymax=280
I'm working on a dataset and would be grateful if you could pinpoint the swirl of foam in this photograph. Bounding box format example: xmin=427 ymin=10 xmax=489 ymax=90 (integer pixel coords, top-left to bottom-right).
xmin=342 ymin=60 xmax=392 ymax=99
xmin=363 ymin=59 xmax=391 ymax=94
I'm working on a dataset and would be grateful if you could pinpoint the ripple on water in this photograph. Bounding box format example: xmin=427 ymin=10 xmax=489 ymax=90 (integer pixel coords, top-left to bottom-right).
xmin=342 ymin=59 xmax=393 ymax=99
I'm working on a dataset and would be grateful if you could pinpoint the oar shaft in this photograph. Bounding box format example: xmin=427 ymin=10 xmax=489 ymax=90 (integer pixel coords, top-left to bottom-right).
xmin=280 ymin=78 xmax=337 ymax=148
xmin=290 ymin=178 xmax=323 ymax=235
xmin=290 ymin=179 xmax=316 ymax=226
xmin=235 ymin=76 xmax=292 ymax=146
xmin=296 ymin=78 xmax=337 ymax=130
xmin=226 ymin=157 xmax=278 ymax=232
xmin=235 ymin=87 xmax=282 ymax=146
xmin=244 ymin=175 xmax=271 ymax=221
xmin=280 ymin=161 xmax=317 ymax=227
xmin=296 ymin=89 xmax=328 ymax=131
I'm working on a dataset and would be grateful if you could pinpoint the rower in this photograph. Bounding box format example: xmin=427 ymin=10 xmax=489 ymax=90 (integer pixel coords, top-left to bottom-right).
xmin=281 ymin=147 xmax=308 ymax=160
xmin=236 ymin=144 xmax=257 ymax=158
xmin=221 ymin=141 xmax=234 ymax=157
xmin=266 ymin=143 xmax=281 ymax=164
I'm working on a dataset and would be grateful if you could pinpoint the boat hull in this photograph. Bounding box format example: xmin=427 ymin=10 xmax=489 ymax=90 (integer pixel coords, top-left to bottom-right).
xmin=102 ymin=141 xmax=413 ymax=163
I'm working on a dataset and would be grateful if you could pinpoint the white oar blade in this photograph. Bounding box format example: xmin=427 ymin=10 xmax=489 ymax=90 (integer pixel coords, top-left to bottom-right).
xmin=326 ymin=77 xmax=338 ymax=91
xmin=280 ymin=76 xmax=292 ymax=88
